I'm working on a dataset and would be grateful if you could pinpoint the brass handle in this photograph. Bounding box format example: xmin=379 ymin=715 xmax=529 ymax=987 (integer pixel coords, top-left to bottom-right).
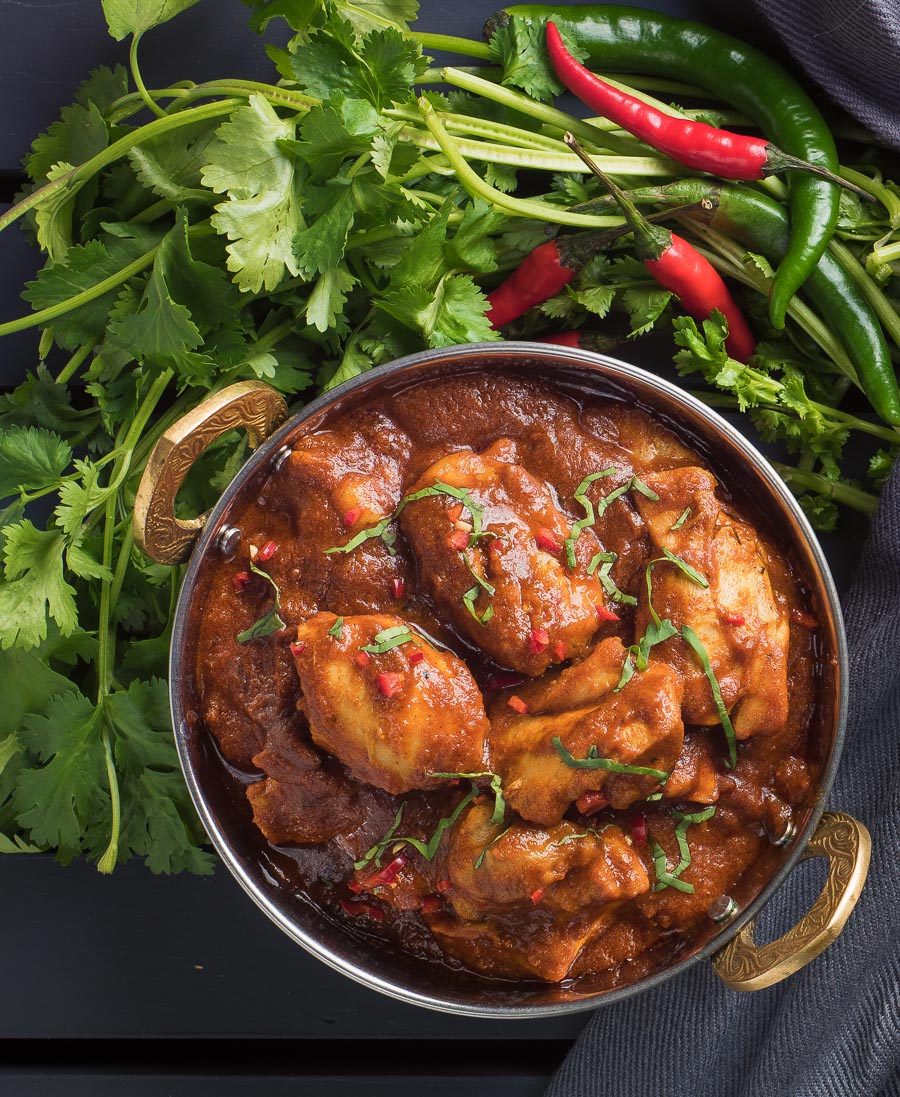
xmin=133 ymin=381 xmax=288 ymax=565
xmin=712 ymin=810 xmax=871 ymax=992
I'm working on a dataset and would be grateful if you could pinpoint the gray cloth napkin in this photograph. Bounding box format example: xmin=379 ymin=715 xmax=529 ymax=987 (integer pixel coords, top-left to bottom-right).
xmin=752 ymin=0 xmax=900 ymax=149
xmin=545 ymin=465 xmax=900 ymax=1096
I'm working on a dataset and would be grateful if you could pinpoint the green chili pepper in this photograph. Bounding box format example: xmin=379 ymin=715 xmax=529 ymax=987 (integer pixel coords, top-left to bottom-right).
xmin=488 ymin=5 xmax=841 ymax=330
xmin=621 ymin=177 xmax=900 ymax=426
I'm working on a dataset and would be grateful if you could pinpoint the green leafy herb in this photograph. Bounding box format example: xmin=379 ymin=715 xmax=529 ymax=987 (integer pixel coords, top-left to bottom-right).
xmin=429 ymin=769 xmax=506 ymax=826
xmin=554 ymin=825 xmax=613 ymax=846
xmin=681 ymin=625 xmax=738 ymax=768
xmin=651 ymin=806 xmax=716 ymax=893
xmin=552 ymin=736 xmax=669 ymax=782
xmin=236 ymin=561 xmax=286 ymax=643
xmin=355 ymin=783 xmax=479 ymax=870
xmin=671 ymin=507 xmax=691 ymax=531
xmin=361 ymin=624 xmax=417 ymax=652
xmin=474 ymin=824 xmax=512 ymax=869
xmin=650 ymin=838 xmax=695 ymax=894
xmin=564 ymin=468 xmax=616 ymax=568
xmin=589 ymin=550 xmax=637 ymax=606
xmin=328 ymin=616 xmax=345 ymax=638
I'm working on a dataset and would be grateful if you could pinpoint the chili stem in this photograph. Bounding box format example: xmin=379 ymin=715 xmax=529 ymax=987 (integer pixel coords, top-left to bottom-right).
xmin=773 ymin=464 xmax=879 ymax=514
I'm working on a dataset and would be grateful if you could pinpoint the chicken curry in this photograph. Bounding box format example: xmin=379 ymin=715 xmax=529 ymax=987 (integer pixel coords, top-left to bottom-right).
xmin=191 ymin=370 xmax=821 ymax=987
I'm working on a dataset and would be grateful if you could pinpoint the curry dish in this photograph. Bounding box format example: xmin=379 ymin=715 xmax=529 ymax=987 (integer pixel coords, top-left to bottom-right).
xmin=192 ymin=370 xmax=821 ymax=987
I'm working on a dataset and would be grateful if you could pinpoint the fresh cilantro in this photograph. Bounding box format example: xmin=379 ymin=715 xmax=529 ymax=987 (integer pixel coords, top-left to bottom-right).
xmin=236 ymin=561 xmax=286 ymax=643
xmin=101 ymin=0 xmax=203 ymax=40
xmin=0 ymin=428 xmax=72 ymax=500
xmin=488 ymin=14 xmax=587 ymax=105
xmin=551 ymin=737 xmax=669 ymax=781
xmin=361 ymin=625 xmax=417 ymax=652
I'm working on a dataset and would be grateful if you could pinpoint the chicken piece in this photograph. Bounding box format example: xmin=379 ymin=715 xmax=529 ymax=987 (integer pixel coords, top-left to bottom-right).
xmin=427 ymin=803 xmax=649 ymax=981
xmin=488 ymin=637 xmax=684 ymax=825
xmin=662 ymin=730 xmax=722 ymax=805
xmin=399 ymin=442 xmax=609 ymax=675
xmin=291 ymin=612 xmax=488 ymax=794
xmin=444 ymin=803 xmax=649 ymax=922
xmin=632 ymin=466 xmax=790 ymax=738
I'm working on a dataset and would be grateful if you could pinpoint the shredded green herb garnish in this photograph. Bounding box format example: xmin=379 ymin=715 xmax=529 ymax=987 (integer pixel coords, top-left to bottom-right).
xmin=355 ymin=785 xmax=480 ymax=870
xmin=650 ymin=806 xmax=716 ymax=893
xmin=594 ymin=552 xmax=638 ymax=606
xmin=596 ymin=474 xmax=660 ymax=520
xmin=474 ymin=824 xmax=512 ymax=869
xmin=680 ymin=625 xmax=738 ymax=768
xmin=554 ymin=824 xmax=613 ymax=846
xmin=461 ymin=556 xmax=496 ymax=625
xmin=429 ymin=769 xmax=506 ymax=826
xmin=325 ymin=480 xmax=489 ymax=557
xmin=564 ymin=468 xmax=617 ymax=569
xmin=552 ymin=736 xmax=669 ymax=781
xmin=361 ymin=625 xmax=417 ymax=653
xmin=236 ymin=561 xmax=286 ymax=643
xmin=671 ymin=507 xmax=691 ymax=531
xmin=328 ymin=616 xmax=344 ymax=639
xmin=645 ymin=791 xmax=664 ymax=802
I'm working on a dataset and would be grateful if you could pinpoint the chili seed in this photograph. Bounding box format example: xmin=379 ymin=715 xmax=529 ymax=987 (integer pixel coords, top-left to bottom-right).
xmin=233 ymin=571 xmax=251 ymax=593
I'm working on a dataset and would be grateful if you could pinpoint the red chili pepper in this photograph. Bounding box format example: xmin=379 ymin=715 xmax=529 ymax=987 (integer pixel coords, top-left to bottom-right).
xmin=408 ymin=649 xmax=425 ymax=666
xmin=339 ymin=898 xmax=384 ymax=921
xmin=551 ymin=640 xmax=567 ymax=662
xmin=355 ymin=650 xmax=371 ymax=667
xmin=791 ymin=607 xmax=818 ymax=629
xmin=596 ymin=604 xmax=620 ymax=622
xmin=533 ymin=331 xmax=621 ymax=353
xmin=419 ymin=895 xmax=443 ymax=915
xmin=233 ymin=571 xmax=251 ymax=593
xmin=436 ymin=878 xmax=452 ymax=893
xmin=507 ymin=694 xmax=529 ymax=715
xmin=630 ymin=812 xmax=648 ymax=848
xmin=483 ymin=671 xmax=526 ymax=692
xmin=722 ymin=611 xmax=746 ymax=627
xmin=343 ymin=506 xmax=363 ymax=528
xmin=289 ymin=641 xmax=306 ymax=657
xmin=377 ymin=672 xmax=403 ymax=698
xmin=546 ymin=22 xmax=855 ymax=190
xmin=563 ymin=133 xmax=755 ymax=363
xmin=391 ymin=577 xmax=406 ymax=600
xmin=576 ymin=790 xmax=609 ymax=817
xmin=257 ymin=540 xmax=278 ymax=563
xmin=528 ymin=627 xmax=550 ymax=654
xmin=347 ymin=879 xmax=365 ymax=895
xmin=448 ymin=529 xmax=469 ymax=551
xmin=535 ymin=527 xmax=563 ymax=554
xmin=364 ymin=853 xmax=408 ymax=888
xmin=530 ymin=887 xmax=546 ymax=905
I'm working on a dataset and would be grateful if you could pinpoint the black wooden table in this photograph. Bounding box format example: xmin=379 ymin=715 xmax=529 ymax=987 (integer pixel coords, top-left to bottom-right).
xmin=0 ymin=2 xmax=856 ymax=1093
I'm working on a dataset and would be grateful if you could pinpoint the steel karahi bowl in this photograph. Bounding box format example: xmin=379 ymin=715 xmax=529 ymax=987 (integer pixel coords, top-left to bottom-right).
xmin=134 ymin=342 xmax=870 ymax=1017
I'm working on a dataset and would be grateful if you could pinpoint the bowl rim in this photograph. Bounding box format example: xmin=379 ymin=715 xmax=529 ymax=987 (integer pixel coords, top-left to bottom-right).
xmin=169 ymin=340 xmax=849 ymax=1017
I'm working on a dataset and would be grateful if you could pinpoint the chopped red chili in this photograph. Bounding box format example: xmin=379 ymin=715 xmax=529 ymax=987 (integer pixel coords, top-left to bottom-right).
xmin=575 ymin=791 xmax=609 ymax=817
xmin=343 ymin=506 xmax=363 ymax=528
xmin=347 ymin=879 xmax=365 ymax=895
xmin=535 ymin=528 xmax=563 ymax=554
xmin=596 ymin=605 xmax=620 ymax=622
xmin=507 ymin=694 xmax=529 ymax=715
xmin=355 ymin=650 xmax=371 ymax=667
xmin=483 ymin=671 xmax=527 ymax=692
xmin=364 ymin=853 xmax=408 ymax=888
xmin=391 ymin=577 xmax=406 ymax=600
xmin=630 ymin=812 xmax=648 ymax=848
xmin=791 ymin=608 xmax=818 ymax=629
xmin=528 ymin=627 xmax=550 ymax=654
xmin=530 ymin=887 xmax=546 ymax=905
xmin=448 ymin=530 xmax=469 ymax=551
xmin=257 ymin=540 xmax=278 ymax=563
xmin=436 ymin=879 xmax=452 ymax=893
xmin=722 ymin=612 xmax=746 ymax=627
xmin=419 ymin=895 xmax=443 ymax=915
xmin=339 ymin=898 xmax=384 ymax=921
xmin=289 ymin=641 xmax=306 ymax=657
xmin=377 ymin=672 xmax=403 ymax=698
xmin=233 ymin=571 xmax=251 ymax=593
xmin=408 ymin=649 xmax=425 ymax=666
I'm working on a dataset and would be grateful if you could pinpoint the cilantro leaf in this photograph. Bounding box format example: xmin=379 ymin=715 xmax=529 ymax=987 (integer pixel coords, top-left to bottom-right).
xmin=202 ymin=95 xmax=304 ymax=293
xmin=25 ymin=101 xmax=109 ymax=185
xmin=0 ymin=427 xmax=72 ymax=500
xmin=292 ymin=98 xmax=382 ymax=180
xmin=101 ymin=0 xmax=203 ymax=40
xmin=306 ymin=265 xmax=358 ymax=332
xmin=129 ymin=118 xmax=221 ymax=203
xmin=13 ymin=689 xmax=106 ymax=862
xmin=0 ymin=522 xmax=78 ymax=650
xmin=488 ymin=14 xmax=588 ymax=104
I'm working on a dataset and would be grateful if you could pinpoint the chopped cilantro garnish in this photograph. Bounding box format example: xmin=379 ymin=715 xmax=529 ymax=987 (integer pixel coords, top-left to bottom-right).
xmin=671 ymin=507 xmax=691 ymax=531
xmin=681 ymin=625 xmax=738 ymax=768
xmin=328 ymin=616 xmax=345 ymax=639
xmin=474 ymin=824 xmax=512 ymax=869
xmin=650 ymin=806 xmax=716 ymax=893
xmin=361 ymin=624 xmax=417 ymax=653
xmin=236 ymin=561 xmax=286 ymax=643
xmin=563 ymin=468 xmax=616 ymax=569
xmin=354 ymin=784 xmax=480 ymax=871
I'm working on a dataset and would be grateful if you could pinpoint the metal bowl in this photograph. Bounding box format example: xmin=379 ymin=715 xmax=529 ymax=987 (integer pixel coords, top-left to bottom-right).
xmin=135 ymin=342 xmax=869 ymax=1017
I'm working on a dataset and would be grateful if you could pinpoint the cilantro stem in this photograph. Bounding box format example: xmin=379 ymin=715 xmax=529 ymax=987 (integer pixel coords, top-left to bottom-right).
xmin=96 ymin=710 xmax=122 ymax=875
xmin=383 ymin=106 xmax=567 ymax=154
xmin=839 ymin=166 xmax=900 ymax=229
xmin=0 ymin=248 xmax=158 ymax=337
xmin=418 ymin=99 xmax=652 ymax=230
xmin=129 ymin=33 xmax=167 ymax=120
xmin=414 ymin=32 xmax=493 ymax=59
xmin=828 ymin=237 xmax=900 ymax=351
xmin=56 ymin=343 xmax=92 ymax=385
xmin=773 ymin=464 xmax=879 ymax=514
xmin=697 ymin=391 xmax=900 ymax=445
xmin=0 ymin=99 xmax=242 ymax=240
